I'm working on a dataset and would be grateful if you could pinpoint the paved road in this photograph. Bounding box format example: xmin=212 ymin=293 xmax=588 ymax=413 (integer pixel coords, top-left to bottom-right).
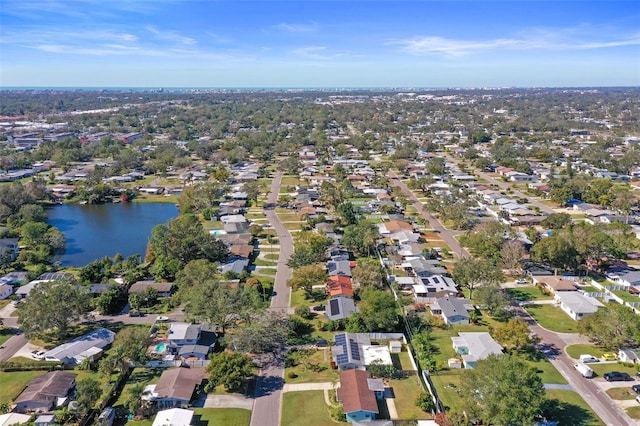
xmin=518 ymin=307 xmax=635 ymax=426
xmin=444 ymin=154 xmax=556 ymax=215
xmin=388 ymin=170 xmax=470 ymax=258
xmin=250 ymin=171 xmax=295 ymax=426
xmin=0 ymin=334 xmax=27 ymax=361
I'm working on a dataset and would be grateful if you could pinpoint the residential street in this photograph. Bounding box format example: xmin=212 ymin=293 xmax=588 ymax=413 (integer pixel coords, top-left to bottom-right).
xmin=518 ymin=307 xmax=636 ymax=426
xmin=444 ymin=154 xmax=556 ymax=215
xmin=388 ymin=170 xmax=470 ymax=258
xmin=250 ymin=171 xmax=295 ymax=426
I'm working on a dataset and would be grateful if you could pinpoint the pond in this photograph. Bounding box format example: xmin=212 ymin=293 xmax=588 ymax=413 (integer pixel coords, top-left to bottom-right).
xmin=47 ymin=202 xmax=178 ymax=267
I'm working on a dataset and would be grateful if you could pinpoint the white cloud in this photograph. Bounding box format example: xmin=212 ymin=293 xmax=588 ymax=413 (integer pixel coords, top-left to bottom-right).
xmin=390 ymin=30 xmax=640 ymax=57
xmin=273 ymin=23 xmax=319 ymax=33
xmin=145 ymin=25 xmax=196 ymax=45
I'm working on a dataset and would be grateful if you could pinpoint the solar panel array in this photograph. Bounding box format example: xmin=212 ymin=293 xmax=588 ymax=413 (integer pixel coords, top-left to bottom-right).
xmin=335 ymin=333 xmax=346 ymax=345
xmin=350 ymin=339 xmax=361 ymax=360
xmin=336 ymin=354 xmax=349 ymax=364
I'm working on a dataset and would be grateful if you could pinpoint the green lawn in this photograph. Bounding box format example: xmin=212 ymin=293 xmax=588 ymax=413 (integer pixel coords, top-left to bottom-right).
xmin=387 ymin=376 xmax=431 ymax=420
xmin=627 ymin=405 xmax=640 ymax=420
xmin=284 ymin=349 xmax=338 ymax=384
xmin=0 ymin=327 xmax=19 ymax=346
xmin=255 ymin=268 xmax=277 ymax=276
xmin=264 ymin=253 xmax=279 ymax=260
xmin=611 ymin=290 xmax=640 ymax=303
xmin=281 ymin=391 xmax=341 ymax=426
xmin=0 ymin=370 xmax=43 ymax=404
xmin=530 ymin=358 xmax=568 ymax=384
xmin=114 ymin=368 xmax=165 ymax=410
xmin=524 ymin=304 xmax=579 ymax=333
xmin=281 ymin=176 xmax=302 ymax=186
xmin=283 ymin=222 xmax=305 ymax=231
xmin=605 ymin=387 xmax=637 ymax=400
xmin=544 ymin=389 xmax=604 ymax=426
xmin=428 ymin=370 xmax=463 ymax=410
xmin=589 ymin=362 xmax=638 ymax=378
xmin=506 ymin=287 xmax=553 ymax=301
xmin=565 ymin=344 xmax=606 ymax=359
xmin=253 ymin=257 xmax=278 ymax=267
xmin=193 ymin=408 xmax=251 ymax=426
xmin=390 ymin=351 xmax=415 ymax=371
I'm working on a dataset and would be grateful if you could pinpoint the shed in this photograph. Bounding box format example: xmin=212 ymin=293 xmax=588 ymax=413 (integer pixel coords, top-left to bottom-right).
xmin=389 ymin=341 xmax=402 ymax=354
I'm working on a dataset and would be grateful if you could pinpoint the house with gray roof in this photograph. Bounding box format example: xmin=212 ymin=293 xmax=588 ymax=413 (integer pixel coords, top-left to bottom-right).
xmin=327 ymin=260 xmax=352 ymax=277
xmin=44 ymin=328 xmax=115 ymax=364
xmin=430 ymin=297 xmax=473 ymax=325
xmin=331 ymin=332 xmax=370 ymax=370
xmin=451 ymin=332 xmax=503 ymax=369
xmin=14 ymin=371 xmax=77 ymax=413
xmin=326 ymin=297 xmax=358 ymax=321
xmin=554 ymin=291 xmax=604 ymax=320
xmin=168 ymin=323 xmax=202 ymax=350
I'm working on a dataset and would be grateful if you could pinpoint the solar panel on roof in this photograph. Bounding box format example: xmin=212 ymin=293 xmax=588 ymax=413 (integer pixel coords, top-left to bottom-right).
xmin=330 ymin=299 xmax=339 ymax=315
xmin=336 ymin=354 xmax=349 ymax=364
xmin=335 ymin=334 xmax=346 ymax=345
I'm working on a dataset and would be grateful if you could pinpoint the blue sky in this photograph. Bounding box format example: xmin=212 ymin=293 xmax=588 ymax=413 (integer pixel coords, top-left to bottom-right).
xmin=1 ymin=0 xmax=639 ymax=87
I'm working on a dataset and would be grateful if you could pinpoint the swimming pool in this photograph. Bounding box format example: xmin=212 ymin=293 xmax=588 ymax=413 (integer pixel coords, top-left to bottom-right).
xmin=155 ymin=343 xmax=166 ymax=353
xmin=210 ymin=230 xmax=227 ymax=237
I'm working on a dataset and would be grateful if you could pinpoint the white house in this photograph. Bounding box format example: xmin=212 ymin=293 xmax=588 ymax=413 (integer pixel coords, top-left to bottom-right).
xmin=44 ymin=328 xmax=115 ymax=364
xmin=618 ymin=348 xmax=639 ymax=364
xmin=451 ymin=332 xmax=503 ymax=369
xmin=0 ymin=284 xmax=13 ymax=300
xmin=554 ymin=291 xmax=604 ymax=321
xmin=167 ymin=323 xmax=202 ymax=350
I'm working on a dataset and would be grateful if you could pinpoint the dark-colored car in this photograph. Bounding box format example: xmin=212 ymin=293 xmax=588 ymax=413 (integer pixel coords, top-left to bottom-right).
xmin=604 ymin=371 xmax=632 ymax=382
xmin=128 ymin=310 xmax=143 ymax=317
xmin=632 ymin=384 xmax=640 ymax=394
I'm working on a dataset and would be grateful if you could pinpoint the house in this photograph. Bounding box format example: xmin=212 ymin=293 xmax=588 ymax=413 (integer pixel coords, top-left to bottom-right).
xmin=0 ymin=284 xmax=13 ymax=300
xmin=407 ymin=258 xmax=447 ymax=277
xmin=218 ymin=258 xmax=249 ymax=275
xmin=168 ymin=323 xmax=202 ymax=349
xmin=326 ymin=296 xmax=358 ymax=321
xmin=142 ymin=367 xmax=205 ymax=409
xmin=43 ymin=328 xmax=115 ymax=364
xmin=129 ymin=281 xmax=173 ymax=297
xmin=332 ymin=332 xmax=370 ymax=370
xmin=0 ymin=271 xmax=27 ymax=286
xmin=14 ymin=371 xmax=77 ymax=413
xmin=336 ymin=369 xmax=380 ymax=423
xmin=618 ymin=348 xmax=639 ymax=364
xmin=178 ymin=344 xmax=211 ymax=360
xmin=411 ymin=275 xmax=458 ymax=304
xmin=430 ymin=297 xmax=473 ymax=325
xmin=531 ymin=276 xmax=577 ymax=295
xmin=554 ymin=291 xmax=603 ymax=320
xmin=0 ymin=237 xmax=19 ymax=260
xmin=34 ymin=414 xmax=55 ymax=426
xmin=378 ymin=220 xmax=414 ymax=236
xmin=229 ymin=244 xmax=254 ymax=258
xmin=152 ymin=408 xmax=194 ymax=426
xmin=327 ymin=260 xmax=352 ymax=277
xmin=607 ymin=268 xmax=640 ymax=287
xmin=0 ymin=413 xmax=31 ymax=426
xmin=451 ymin=332 xmax=503 ymax=369
xmin=326 ymin=276 xmax=354 ymax=298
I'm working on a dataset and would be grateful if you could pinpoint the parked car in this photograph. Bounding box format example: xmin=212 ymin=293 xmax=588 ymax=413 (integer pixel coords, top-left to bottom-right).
xmin=636 ymin=395 xmax=640 ymax=404
xmin=31 ymin=350 xmax=45 ymax=359
xmin=579 ymin=354 xmax=600 ymax=363
xmin=602 ymin=352 xmax=618 ymax=361
xmin=604 ymin=371 xmax=632 ymax=382
xmin=128 ymin=310 xmax=143 ymax=317
xmin=631 ymin=384 xmax=640 ymax=394
xmin=515 ymin=278 xmax=528 ymax=284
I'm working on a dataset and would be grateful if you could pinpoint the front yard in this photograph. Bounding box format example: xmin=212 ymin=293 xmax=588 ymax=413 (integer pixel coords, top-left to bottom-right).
xmin=193 ymin=408 xmax=251 ymax=426
xmin=0 ymin=370 xmax=43 ymax=404
xmin=524 ymin=304 xmax=579 ymax=333
xmin=281 ymin=390 xmax=340 ymax=426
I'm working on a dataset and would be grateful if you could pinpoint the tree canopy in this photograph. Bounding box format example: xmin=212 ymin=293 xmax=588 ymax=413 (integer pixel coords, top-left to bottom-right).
xmin=458 ymin=354 xmax=546 ymax=426
xmin=206 ymin=351 xmax=256 ymax=392
xmin=578 ymin=303 xmax=640 ymax=350
xmin=452 ymin=258 xmax=503 ymax=300
xmin=17 ymin=281 xmax=91 ymax=340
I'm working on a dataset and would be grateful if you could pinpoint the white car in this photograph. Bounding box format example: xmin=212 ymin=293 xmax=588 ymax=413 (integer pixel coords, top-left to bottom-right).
xmin=515 ymin=278 xmax=528 ymax=284
xmin=31 ymin=350 xmax=46 ymax=360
